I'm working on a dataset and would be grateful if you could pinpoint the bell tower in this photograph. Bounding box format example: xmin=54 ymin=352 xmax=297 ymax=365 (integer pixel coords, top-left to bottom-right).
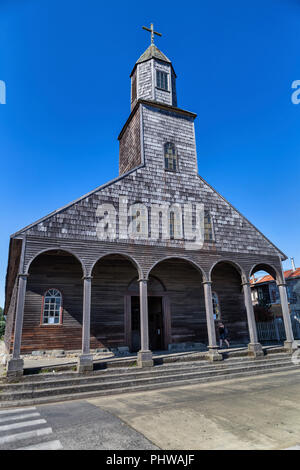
xmin=119 ymin=24 xmax=197 ymax=178
xmin=130 ymin=23 xmax=177 ymax=110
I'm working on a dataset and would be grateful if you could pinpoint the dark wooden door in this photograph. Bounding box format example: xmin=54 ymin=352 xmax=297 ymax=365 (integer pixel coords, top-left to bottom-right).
xmin=130 ymin=296 xmax=164 ymax=352
xmin=148 ymin=297 xmax=164 ymax=351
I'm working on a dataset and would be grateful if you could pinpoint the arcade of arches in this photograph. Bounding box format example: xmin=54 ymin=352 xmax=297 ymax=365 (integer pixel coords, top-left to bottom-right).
xmin=6 ymin=250 xmax=295 ymax=374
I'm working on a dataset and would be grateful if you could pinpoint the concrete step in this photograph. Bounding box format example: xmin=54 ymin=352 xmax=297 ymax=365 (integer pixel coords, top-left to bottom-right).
xmin=0 ymin=354 xmax=293 ymax=391
xmin=12 ymin=346 xmax=287 ymax=375
xmin=0 ymin=357 xmax=297 ymax=403
xmin=0 ymin=362 xmax=298 ymax=409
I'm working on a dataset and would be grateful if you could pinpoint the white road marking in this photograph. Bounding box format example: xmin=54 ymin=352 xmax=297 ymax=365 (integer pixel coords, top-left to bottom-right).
xmin=17 ymin=440 xmax=63 ymax=450
xmin=0 ymin=406 xmax=63 ymax=450
xmin=0 ymin=412 xmax=40 ymax=423
xmin=0 ymin=419 xmax=47 ymax=432
xmin=0 ymin=427 xmax=53 ymax=445
xmin=0 ymin=407 xmax=36 ymax=415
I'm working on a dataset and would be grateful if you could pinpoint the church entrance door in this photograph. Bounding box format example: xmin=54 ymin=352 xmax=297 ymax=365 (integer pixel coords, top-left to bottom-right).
xmin=148 ymin=297 xmax=164 ymax=351
xmin=130 ymin=296 xmax=164 ymax=352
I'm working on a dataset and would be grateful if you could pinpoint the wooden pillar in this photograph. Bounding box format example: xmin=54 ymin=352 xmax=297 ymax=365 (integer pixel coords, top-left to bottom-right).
xmin=242 ymin=281 xmax=263 ymax=357
xmin=203 ymin=280 xmax=222 ymax=361
xmin=278 ymin=282 xmax=295 ymax=351
xmin=137 ymin=279 xmax=153 ymax=367
xmin=77 ymin=276 xmax=93 ymax=373
xmin=6 ymin=273 xmax=28 ymax=377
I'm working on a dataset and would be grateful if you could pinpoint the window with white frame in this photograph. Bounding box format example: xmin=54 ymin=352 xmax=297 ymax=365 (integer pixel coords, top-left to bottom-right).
xmin=156 ymin=70 xmax=168 ymax=91
xmin=164 ymin=142 xmax=177 ymax=171
xmin=42 ymin=289 xmax=62 ymax=324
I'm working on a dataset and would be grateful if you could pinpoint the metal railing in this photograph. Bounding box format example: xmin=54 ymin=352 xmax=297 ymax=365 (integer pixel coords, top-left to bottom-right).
xmin=256 ymin=310 xmax=300 ymax=342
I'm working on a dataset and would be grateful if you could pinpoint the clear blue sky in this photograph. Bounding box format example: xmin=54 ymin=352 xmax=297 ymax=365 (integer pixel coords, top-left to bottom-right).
xmin=0 ymin=0 xmax=299 ymax=307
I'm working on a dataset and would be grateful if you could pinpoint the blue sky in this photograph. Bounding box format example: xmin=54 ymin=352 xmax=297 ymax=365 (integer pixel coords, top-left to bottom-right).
xmin=0 ymin=0 xmax=300 ymax=307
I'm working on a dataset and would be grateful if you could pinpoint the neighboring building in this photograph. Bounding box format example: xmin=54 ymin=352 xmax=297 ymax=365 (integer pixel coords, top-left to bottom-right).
xmin=251 ymin=266 xmax=300 ymax=316
xmin=4 ymin=27 xmax=295 ymax=376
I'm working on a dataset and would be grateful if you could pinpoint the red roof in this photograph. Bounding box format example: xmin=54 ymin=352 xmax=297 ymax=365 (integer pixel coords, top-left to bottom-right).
xmin=251 ymin=267 xmax=300 ymax=285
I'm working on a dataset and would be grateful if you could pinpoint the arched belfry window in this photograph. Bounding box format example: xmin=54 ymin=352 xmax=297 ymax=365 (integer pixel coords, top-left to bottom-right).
xmin=164 ymin=142 xmax=177 ymax=172
xmin=42 ymin=289 xmax=62 ymax=324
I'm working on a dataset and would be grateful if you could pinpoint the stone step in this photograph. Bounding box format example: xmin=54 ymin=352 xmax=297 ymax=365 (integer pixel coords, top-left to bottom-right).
xmin=0 ymin=358 xmax=296 ymax=402
xmin=0 ymin=362 xmax=297 ymax=409
xmin=1 ymin=354 xmax=293 ymax=391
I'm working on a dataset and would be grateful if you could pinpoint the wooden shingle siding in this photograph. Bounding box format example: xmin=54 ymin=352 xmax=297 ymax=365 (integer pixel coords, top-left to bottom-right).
xmin=18 ymin=102 xmax=284 ymax=260
xmin=23 ymin=236 xmax=283 ymax=284
xmin=119 ymin=107 xmax=141 ymax=175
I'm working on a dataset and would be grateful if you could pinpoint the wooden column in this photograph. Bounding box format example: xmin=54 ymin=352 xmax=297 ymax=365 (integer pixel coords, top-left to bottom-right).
xmin=6 ymin=273 xmax=28 ymax=377
xmin=77 ymin=276 xmax=93 ymax=373
xmin=203 ymin=280 xmax=222 ymax=361
xmin=242 ymin=281 xmax=263 ymax=357
xmin=278 ymin=282 xmax=295 ymax=351
xmin=137 ymin=279 xmax=153 ymax=367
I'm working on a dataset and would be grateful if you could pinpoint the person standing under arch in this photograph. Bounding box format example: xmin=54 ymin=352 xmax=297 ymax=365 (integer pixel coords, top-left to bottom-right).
xmin=218 ymin=322 xmax=230 ymax=348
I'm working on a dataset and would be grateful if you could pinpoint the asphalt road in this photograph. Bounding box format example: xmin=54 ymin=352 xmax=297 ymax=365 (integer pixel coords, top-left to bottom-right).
xmin=1 ymin=368 xmax=300 ymax=450
xmin=0 ymin=401 xmax=158 ymax=450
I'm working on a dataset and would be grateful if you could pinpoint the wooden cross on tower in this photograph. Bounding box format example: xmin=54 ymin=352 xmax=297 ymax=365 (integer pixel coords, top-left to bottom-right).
xmin=142 ymin=23 xmax=162 ymax=45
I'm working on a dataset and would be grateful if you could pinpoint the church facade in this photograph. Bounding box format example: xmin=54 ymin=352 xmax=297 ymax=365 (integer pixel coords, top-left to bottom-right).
xmin=4 ymin=32 xmax=295 ymax=376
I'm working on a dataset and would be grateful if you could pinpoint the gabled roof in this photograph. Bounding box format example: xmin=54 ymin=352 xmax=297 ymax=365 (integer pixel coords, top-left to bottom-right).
xmin=251 ymin=267 xmax=300 ymax=285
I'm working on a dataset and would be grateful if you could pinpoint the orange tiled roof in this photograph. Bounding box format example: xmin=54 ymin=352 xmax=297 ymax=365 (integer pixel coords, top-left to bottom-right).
xmin=251 ymin=267 xmax=300 ymax=285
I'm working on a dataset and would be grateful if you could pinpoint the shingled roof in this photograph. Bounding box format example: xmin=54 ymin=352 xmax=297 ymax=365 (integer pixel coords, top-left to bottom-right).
xmin=251 ymin=267 xmax=300 ymax=285
xmin=136 ymin=44 xmax=171 ymax=64
xmin=130 ymin=44 xmax=176 ymax=77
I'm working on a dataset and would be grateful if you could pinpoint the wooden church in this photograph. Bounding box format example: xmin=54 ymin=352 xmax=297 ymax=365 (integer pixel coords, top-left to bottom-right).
xmin=4 ymin=25 xmax=295 ymax=376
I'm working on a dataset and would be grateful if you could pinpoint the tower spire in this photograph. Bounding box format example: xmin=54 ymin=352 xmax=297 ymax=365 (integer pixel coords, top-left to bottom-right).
xmin=142 ymin=23 xmax=162 ymax=45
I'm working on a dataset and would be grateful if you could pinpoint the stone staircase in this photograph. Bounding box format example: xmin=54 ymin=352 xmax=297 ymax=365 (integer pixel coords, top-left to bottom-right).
xmin=0 ymin=352 xmax=298 ymax=408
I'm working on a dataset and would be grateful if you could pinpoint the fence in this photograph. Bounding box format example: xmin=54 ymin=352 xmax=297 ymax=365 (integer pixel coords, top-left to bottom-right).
xmin=257 ymin=311 xmax=300 ymax=342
